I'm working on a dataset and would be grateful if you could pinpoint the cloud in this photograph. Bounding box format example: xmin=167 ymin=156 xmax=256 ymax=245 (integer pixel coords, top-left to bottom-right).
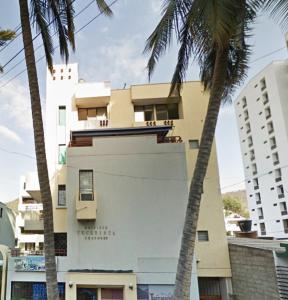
xmin=151 ymin=0 xmax=162 ymax=14
xmin=0 ymin=125 xmax=22 ymax=143
xmin=0 ymin=79 xmax=32 ymax=130
xmin=79 ymin=35 xmax=147 ymax=87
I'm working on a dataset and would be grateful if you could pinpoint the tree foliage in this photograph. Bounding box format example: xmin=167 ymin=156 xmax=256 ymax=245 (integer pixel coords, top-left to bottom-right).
xmin=0 ymin=29 xmax=15 ymax=72
xmin=223 ymin=196 xmax=249 ymax=218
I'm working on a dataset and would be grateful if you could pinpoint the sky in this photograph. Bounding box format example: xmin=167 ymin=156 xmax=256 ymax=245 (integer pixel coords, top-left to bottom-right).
xmin=0 ymin=0 xmax=287 ymax=202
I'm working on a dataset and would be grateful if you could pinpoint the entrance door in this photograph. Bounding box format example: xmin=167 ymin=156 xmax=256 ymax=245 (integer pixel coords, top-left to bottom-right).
xmin=101 ymin=288 xmax=123 ymax=300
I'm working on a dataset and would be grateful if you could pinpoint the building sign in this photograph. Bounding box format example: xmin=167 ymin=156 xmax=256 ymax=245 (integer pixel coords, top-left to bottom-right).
xmin=14 ymin=256 xmax=46 ymax=272
xmin=137 ymin=285 xmax=173 ymax=300
xmin=77 ymin=224 xmax=116 ymax=241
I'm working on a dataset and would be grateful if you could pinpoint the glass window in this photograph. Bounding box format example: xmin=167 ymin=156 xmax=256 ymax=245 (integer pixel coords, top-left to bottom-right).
xmin=58 ymin=145 xmax=66 ymax=165
xmin=275 ymin=168 xmax=282 ymax=181
xmin=58 ymin=185 xmax=66 ymax=206
xmin=283 ymin=219 xmax=288 ymax=233
xmin=189 ymin=139 xmax=199 ymax=149
xmin=156 ymin=104 xmax=169 ymax=120
xmin=77 ymin=287 xmax=97 ymax=300
xmin=197 ymin=230 xmax=209 ymax=241
xmin=260 ymin=222 xmax=266 ymax=235
xmin=58 ymin=106 xmax=66 ymax=126
xmin=0 ymin=207 xmax=3 ymax=218
xmin=87 ymin=108 xmax=97 ymax=118
xmin=134 ymin=106 xmax=145 ymax=122
xmin=79 ymin=170 xmax=93 ymax=201
xmin=96 ymin=107 xmax=107 ymax=120
xmin=79 ymin=108 xmax=88 ymax=121
xmin=167 ymin=103 xmax=179 ymax=119
xmin=280 ymin=202 xmax=287 ymax=215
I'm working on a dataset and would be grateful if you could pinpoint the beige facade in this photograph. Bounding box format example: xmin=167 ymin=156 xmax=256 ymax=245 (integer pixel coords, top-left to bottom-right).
xmin=4 ymin=64 xmax=231 ymax=300
xmin=46 ymin=64 xmax=231 ymax=278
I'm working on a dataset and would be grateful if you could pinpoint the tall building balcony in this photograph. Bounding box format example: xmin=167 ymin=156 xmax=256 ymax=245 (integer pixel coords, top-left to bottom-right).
xmin=24 ymin=172 xmax=41 ymax=202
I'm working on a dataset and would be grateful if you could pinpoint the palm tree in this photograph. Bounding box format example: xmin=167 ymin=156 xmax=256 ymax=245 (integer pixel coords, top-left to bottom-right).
xmin=145 ymin=1 xmax=263 ymax=299
xmin=0 ymin=29 xmax=15 ymax=72
xmin=18 ymin=0 xmax=112 ymax=299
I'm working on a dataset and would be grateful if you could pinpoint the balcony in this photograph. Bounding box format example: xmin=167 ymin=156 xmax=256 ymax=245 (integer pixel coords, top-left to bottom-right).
xmin=24 ymin=219 xmax=44 ymax=232
xmin=278 ymin=194 xmax=285 ymax=199
xmin=281 ymin=211 xmax=287 ymax=216
xmin=25 ymin=172 xmax=41 ymax=202
xmin=158 ymin=136 xmax=183 ymax=143
xmin=75 ymin=81 xmax=111 ymax=107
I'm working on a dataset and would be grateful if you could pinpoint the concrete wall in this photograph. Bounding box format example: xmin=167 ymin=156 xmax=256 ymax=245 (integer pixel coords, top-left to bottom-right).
xmin=229 ymin=244 xmax=280 ymax=300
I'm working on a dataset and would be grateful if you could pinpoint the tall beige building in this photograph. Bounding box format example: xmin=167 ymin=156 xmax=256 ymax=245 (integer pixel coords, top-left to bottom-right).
xmin=1 ymin=64 xmax=231 ymax=300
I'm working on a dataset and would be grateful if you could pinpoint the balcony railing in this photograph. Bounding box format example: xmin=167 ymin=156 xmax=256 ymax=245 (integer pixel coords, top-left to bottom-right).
xmin=158 ymin=136 xmax=183 ymax=144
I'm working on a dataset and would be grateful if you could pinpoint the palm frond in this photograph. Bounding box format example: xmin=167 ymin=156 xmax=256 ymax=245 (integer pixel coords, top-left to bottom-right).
xmin=144 ymin=0 xmax=191 ymax=80
xmin=264 ymin=0 xmax=288 ymax=30
xmin=0 ymin=29 xmax=16 ymax=47
xmin=95 ymin=0 xmax=113 ymax=17
xmin=30 ymin=0 xmax=54 ymax=71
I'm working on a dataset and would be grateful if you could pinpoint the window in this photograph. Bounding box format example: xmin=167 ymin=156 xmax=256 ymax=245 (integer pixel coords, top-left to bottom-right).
xmin=269 ymin=136 xmax=276 ymax=150
xmin=247 ymin=136 xmax=253 ymax=147
xmin=0 ymin=207 xmax=3 ymax=218
xmin=272 ymin=152 xmax=279 ymax=166
xmin=189 ymin=139 xmax=199 ymax=149
xmin=262 ymin=92 xmax=269 ymax=104
xmin=58 ymin=185 xmax=66 ymax=207
xmin=25 ymin=242 xmax=35 ymax=251
xmin=253 ymin=178 xmax=259 ymax=190
xmin=252 ymin=163 xmax=257 ymax=175
xmin=197 ymin=230 xmax=209 ymax=241
xmin=58 ymin=106 xmax=66 ymax=126
xmin=134 ymin=105 xmax=154 ymax=122
xmin=275 ymin=168 xmax=282 ymax=182
xmin=54 ymin=233 xmax=67 ymax=256
xmin=280 ymin=202 xmax=287 ymax=216
xmin=134 ymin=103 xmax=179 ymax=122
xmin=79 ymin=170 xmax=93 ymax=201
xmin=244 ymin=109 xmax=249 ymax=121
xmin=156 ymin=103 xmax=179 ymax=120
xmin=265 ymin=107 xmax=271 ymax=119
xmin=242 ymin=97 xmax=247 ymax=108
xmin=267 ymin=121 xmax=274 ymax=134
xmin=11 ymin=282 xmax=65 ymax=300
xmin=245 ymin=122 xmax=251 ymax=134
xmin=260 ymin=78 xmax=266 ymax=91
xmin=283 ymin=219 xmax=288 ymax=234
xmin=255 ymin=192 xmax=261 ymax=204
xmin=277 ymin=185 xmax=284 ymax=199
xmin=258 ymin=207 xmax=264 ymax=220
xmin=77 ymin=288 xmax=97 ymax=300
xmin=250 ymin=149 xmax=255 ymax=161
xmin=78 ymin=107 xmax=107 ymax=121
xmin=58 ymin=144 xmax=66 ymax=164
xmin=260 ymin=222 xmax=266 ymax=235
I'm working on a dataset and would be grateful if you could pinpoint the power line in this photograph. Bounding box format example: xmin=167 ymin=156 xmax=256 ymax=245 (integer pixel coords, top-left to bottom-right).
xmin=0 ymin=0 xmax=119 ymax=89
xmin=250 ymin=46 xmax=286 ymax=64
xmin=0 ymin=0 xmax=78 ymax=70
xmin=0 ymin=0 xmax=96 ymax=81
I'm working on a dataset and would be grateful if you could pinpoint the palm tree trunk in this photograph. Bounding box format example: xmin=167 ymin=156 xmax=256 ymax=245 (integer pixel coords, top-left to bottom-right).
xmin=19 ymin=1 xmax=59 ymax=299
xmin=173 ymin=48 xmax=229 ymax=300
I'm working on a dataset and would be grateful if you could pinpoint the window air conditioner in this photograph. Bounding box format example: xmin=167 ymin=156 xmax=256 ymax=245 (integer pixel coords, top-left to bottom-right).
xmin=80 ymin=192 xmax=93 ymax=201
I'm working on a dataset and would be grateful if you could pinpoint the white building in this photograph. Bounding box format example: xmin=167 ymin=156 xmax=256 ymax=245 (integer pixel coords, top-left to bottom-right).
xmin=234 ymin=60 xmax=288 ymax=238
xmin=14 ymin=172 xmax=44 ymax=254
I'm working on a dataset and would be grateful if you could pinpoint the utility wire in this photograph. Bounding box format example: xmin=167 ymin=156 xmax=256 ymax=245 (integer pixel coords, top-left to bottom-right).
xmin=0 ymin=0 xmax=119 ymax=90
xmin=0 ymin=0 xmax=78 ymax=70
xmin=0 ymin=0 xmax=96 ymax=81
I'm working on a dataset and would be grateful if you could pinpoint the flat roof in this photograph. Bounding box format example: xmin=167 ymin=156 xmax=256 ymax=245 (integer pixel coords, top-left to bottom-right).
xmin=71 ymin=125 xmax=172 ymax=138
xmin=228 ymin=237 xmax=288 ymax=253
